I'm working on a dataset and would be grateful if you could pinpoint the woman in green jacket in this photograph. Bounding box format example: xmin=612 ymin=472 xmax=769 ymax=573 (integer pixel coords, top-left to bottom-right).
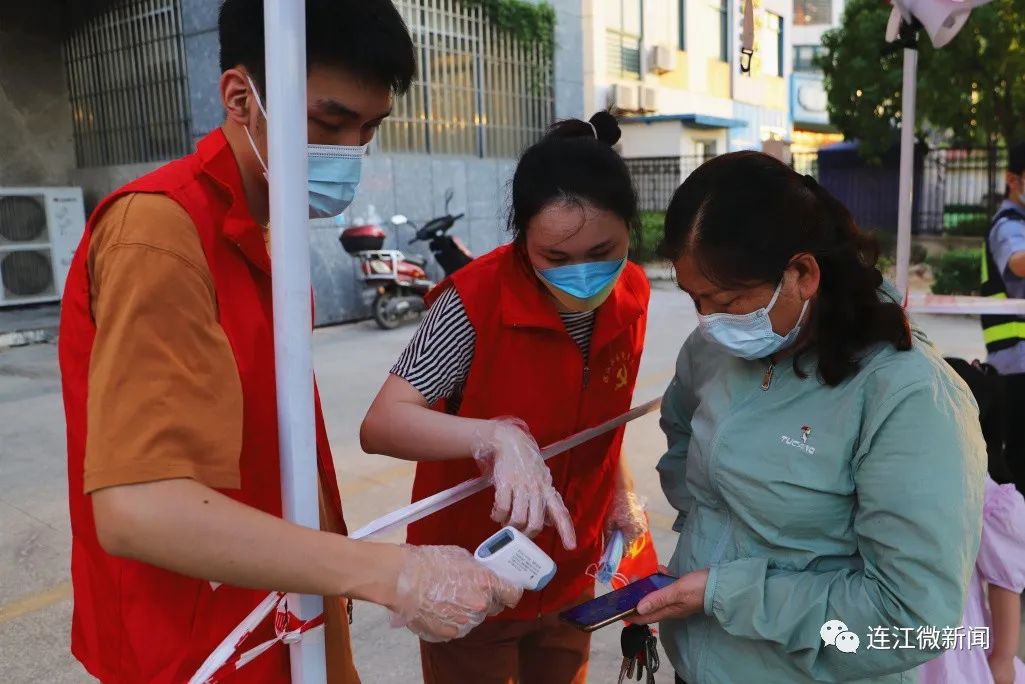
xmin=633 ymin=152 xmax=986 ymax=683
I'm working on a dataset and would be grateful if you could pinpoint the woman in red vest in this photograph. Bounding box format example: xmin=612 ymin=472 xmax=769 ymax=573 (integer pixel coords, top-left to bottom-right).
xmin=361 ymin=112 xmax=651 ymax=683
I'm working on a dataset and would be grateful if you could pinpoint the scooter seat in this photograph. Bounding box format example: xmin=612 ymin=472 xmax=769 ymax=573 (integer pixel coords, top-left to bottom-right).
xmin=404 ymin=254 xmax=428 ymax=267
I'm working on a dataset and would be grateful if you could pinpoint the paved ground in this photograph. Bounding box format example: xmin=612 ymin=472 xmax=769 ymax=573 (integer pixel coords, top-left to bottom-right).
xmin=0 ymin=281 xmax=1020 ymax=683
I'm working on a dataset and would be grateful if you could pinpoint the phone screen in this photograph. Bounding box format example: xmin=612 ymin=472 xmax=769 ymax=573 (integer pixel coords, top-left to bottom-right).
xmin=559 ymin=573 xmax=676 ymax=632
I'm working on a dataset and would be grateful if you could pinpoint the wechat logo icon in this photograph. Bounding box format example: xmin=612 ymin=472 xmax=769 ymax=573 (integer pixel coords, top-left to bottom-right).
xmin=821 ymin=619 xmax=860 ymax=654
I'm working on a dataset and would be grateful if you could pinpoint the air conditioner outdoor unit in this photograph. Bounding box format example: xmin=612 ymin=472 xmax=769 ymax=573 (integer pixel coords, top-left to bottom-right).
xmin=651 ymin=45 xmax=677 ymax=74
xmin=640 ymin=86 xmax=659 ymax=112
xmin=0 ymin=187 xmax=86 ymax=308
xmin=610 ymin=83 xmax=640 ymax=112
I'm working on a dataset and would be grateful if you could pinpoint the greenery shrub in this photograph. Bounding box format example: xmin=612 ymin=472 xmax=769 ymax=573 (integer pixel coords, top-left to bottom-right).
xmin=944 ymin=215 xmax=991 ymax=238
xmin=630 ymin=211 xmax=665 ymax=264
xmin=931 ymin=248 xmax=983 ymax=295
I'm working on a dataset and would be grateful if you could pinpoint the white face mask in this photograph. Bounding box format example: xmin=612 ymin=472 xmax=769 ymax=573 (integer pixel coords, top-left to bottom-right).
xmin=696 ymin=279 xmax=809 ymax=360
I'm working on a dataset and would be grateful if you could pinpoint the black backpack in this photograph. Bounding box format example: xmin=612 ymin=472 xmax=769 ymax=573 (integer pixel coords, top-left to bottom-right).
xmin=944 ymin=357 xmax=1014 ymax=483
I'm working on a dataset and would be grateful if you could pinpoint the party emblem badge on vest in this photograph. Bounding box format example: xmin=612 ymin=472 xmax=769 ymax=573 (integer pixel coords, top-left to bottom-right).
xmin=602 ymin=350 xmax=633 ymax=391
xmin=780 ymin=424 xmax=816 ymax=454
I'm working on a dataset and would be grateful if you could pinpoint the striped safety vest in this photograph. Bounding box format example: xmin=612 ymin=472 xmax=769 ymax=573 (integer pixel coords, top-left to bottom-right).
xmin=981 ymin=207 xmax=1025 ymax=353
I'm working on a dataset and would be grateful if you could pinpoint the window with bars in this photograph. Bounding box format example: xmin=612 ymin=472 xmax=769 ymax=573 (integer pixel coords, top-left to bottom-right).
xmin=378 ymin=0 xmax=554 ymax=158
xmin=63 ymin=0 xmax=192 ymax=168
xmin=606 ymin=0 xmax=643 ymax=80
xmin=709 ymin=0 xmax=729 ymax=63
xmin=794 ymin=0 xmax=831 ymax=26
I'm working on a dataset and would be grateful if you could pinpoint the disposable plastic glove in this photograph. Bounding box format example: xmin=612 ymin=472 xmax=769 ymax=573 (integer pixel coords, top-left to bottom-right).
xmin=389 ymin=545 xmax=522 ymax=642
xmin=472 ymin=417 xmax=577 ymax=550
xmin=604 ymin=488 xmax=647 ymax=547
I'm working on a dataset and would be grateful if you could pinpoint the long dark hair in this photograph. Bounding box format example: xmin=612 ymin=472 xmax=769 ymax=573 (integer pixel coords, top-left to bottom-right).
xmin=509 ymin=111 xmax=638 ymax=241
xmin=662 ymin=151 xmax=912 ymax=386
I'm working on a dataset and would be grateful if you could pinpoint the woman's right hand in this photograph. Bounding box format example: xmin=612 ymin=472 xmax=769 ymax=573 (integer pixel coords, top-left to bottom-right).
xmin=472 ymin=418 xmax=577 ymax=550
xmin=389 ymin=545 xmax=523 ymax=642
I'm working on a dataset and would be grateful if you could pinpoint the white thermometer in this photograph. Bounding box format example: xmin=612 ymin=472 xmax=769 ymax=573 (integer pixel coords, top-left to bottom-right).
xmin=474 ymin=526 xmax=556 ymax=591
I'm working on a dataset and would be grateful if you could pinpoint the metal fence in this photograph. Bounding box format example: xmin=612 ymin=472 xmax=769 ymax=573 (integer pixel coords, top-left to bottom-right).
xmin=815 ymin=146 xmax=1006 ymax=236
xmin=381 ymin=0 xmax=554 ymax=158
xmin=918 ymin=147 xmax=1006 ymax=235
xmin=63 ymin=0 xmax=192 ymax=168
xmin=628 ymin=148 xmax=1004 ymax=237
xmin=62 ymin=0 xmax=553 ymax=167
xmin=628 ymin=154 xmax=818 ymax=214
xmin=627 ymin=153 xmax=824 ymax=215
xmin=626 ymin=155 xmax=716 ymax=212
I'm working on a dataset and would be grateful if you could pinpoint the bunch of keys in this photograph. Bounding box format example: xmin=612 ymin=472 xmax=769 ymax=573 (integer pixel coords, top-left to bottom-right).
xmin=618 ymin=623 xmax=660 ymax=683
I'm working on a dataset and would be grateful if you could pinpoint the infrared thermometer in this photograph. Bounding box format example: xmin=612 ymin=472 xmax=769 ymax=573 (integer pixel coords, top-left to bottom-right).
xmin=474 ymin=526 xmax=556 ymax=591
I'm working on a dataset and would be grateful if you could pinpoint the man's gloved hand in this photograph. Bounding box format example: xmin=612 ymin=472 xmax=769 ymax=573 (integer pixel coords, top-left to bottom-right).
xmin=471 ymin=417 xmax=577 ymax=551
xmin=389 ymin=545 xmax=523 ymax=642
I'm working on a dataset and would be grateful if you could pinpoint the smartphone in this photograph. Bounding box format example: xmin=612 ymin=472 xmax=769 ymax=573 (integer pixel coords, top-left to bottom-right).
xmin=559 ymin=573 xmax=676 ymax=632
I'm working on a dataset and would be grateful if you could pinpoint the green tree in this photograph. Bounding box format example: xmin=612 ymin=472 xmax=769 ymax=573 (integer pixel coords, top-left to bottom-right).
xmin=461 ymin=0 xmax=556 ymax=56
xmin=819 ymin=0 xmax=1025 ymax=161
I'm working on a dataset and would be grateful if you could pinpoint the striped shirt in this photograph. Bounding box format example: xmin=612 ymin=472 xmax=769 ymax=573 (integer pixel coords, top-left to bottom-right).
xmin=391 ymin=287 xmax=595 ymax=404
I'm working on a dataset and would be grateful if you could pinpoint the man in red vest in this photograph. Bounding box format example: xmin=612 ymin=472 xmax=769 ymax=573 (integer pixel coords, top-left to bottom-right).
xmin=58 ymin=1 xmax=521 ymax=682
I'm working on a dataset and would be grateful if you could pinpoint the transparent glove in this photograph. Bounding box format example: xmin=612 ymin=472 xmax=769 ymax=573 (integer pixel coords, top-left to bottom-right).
xmin=389 ymin=545 xmax=523 ymax=643
xmin=604 ymin=488 xmax=647 ymax=547
xmin=472 ymin=417 xmax=577 ymax=550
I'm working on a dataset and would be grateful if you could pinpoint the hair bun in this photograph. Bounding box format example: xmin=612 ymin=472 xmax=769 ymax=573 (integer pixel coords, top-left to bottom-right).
xmin=543 ymin=111 xmax=622 ymax=145
xmin=589 ymin=111 xmax=621 ymax=146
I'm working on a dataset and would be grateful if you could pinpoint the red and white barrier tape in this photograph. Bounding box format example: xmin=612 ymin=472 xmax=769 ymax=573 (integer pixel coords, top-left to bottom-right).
xmin=348 ymin=397 xmax=663 ymax=541
xmin=906 ymin=294 xmax=1025 ymax=315
xmin=189 ymin=592 xmax=325 ymax=684
xmin=189 ymin=396 xmax=663 ymax=682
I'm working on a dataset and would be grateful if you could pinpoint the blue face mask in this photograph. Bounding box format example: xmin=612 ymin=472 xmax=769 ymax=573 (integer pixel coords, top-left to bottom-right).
xmin=697 ymin=279 xmax=809 ymax=360
xmin=245 ymin=78 xmax=364 ymax=220
xmin=535 ymin=257 xmax=627 ymax=312
xmin=305 ymin=144 xmax=364 ymax=219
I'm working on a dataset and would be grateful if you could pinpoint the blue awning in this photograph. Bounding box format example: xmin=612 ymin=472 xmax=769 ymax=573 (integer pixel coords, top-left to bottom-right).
xmin=620 ymin=113 xmax=747 ymax=129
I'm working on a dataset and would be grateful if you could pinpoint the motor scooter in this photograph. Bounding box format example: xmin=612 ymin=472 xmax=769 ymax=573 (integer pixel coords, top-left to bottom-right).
xmin=339 ymin=189 xmax=473 ymax=329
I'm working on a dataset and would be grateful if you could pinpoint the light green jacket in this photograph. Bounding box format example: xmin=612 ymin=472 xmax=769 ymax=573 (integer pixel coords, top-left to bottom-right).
xmin=658 ymin=326 xmax=985 ymax=683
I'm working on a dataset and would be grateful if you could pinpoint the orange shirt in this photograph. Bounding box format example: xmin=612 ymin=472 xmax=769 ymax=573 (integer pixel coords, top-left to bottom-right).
xmin=85 ymin=192 xmax=359 ymax=683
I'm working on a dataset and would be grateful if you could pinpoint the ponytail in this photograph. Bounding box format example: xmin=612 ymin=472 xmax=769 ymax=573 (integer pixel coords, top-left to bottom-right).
xmin=798 ymin=175 xmax=911 ymax=384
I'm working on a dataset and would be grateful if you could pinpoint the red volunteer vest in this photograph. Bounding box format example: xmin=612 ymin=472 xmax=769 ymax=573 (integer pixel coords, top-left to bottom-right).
xmin=407 ymin=244 xmax=650 ymax=619
xmin=59 ymin=129 xmax=345 ymax=683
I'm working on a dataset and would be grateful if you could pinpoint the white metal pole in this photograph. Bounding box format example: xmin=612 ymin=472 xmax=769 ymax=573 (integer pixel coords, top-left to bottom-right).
xmin=264 ymin=1 xmax=327 ymax=682
xmin=895 ymin=46 xmax=918 ymax=297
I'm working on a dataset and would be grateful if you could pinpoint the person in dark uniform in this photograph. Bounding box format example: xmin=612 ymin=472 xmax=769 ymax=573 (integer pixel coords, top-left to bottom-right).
xmin=980 ymin=141 xmax=1025 ymax=495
